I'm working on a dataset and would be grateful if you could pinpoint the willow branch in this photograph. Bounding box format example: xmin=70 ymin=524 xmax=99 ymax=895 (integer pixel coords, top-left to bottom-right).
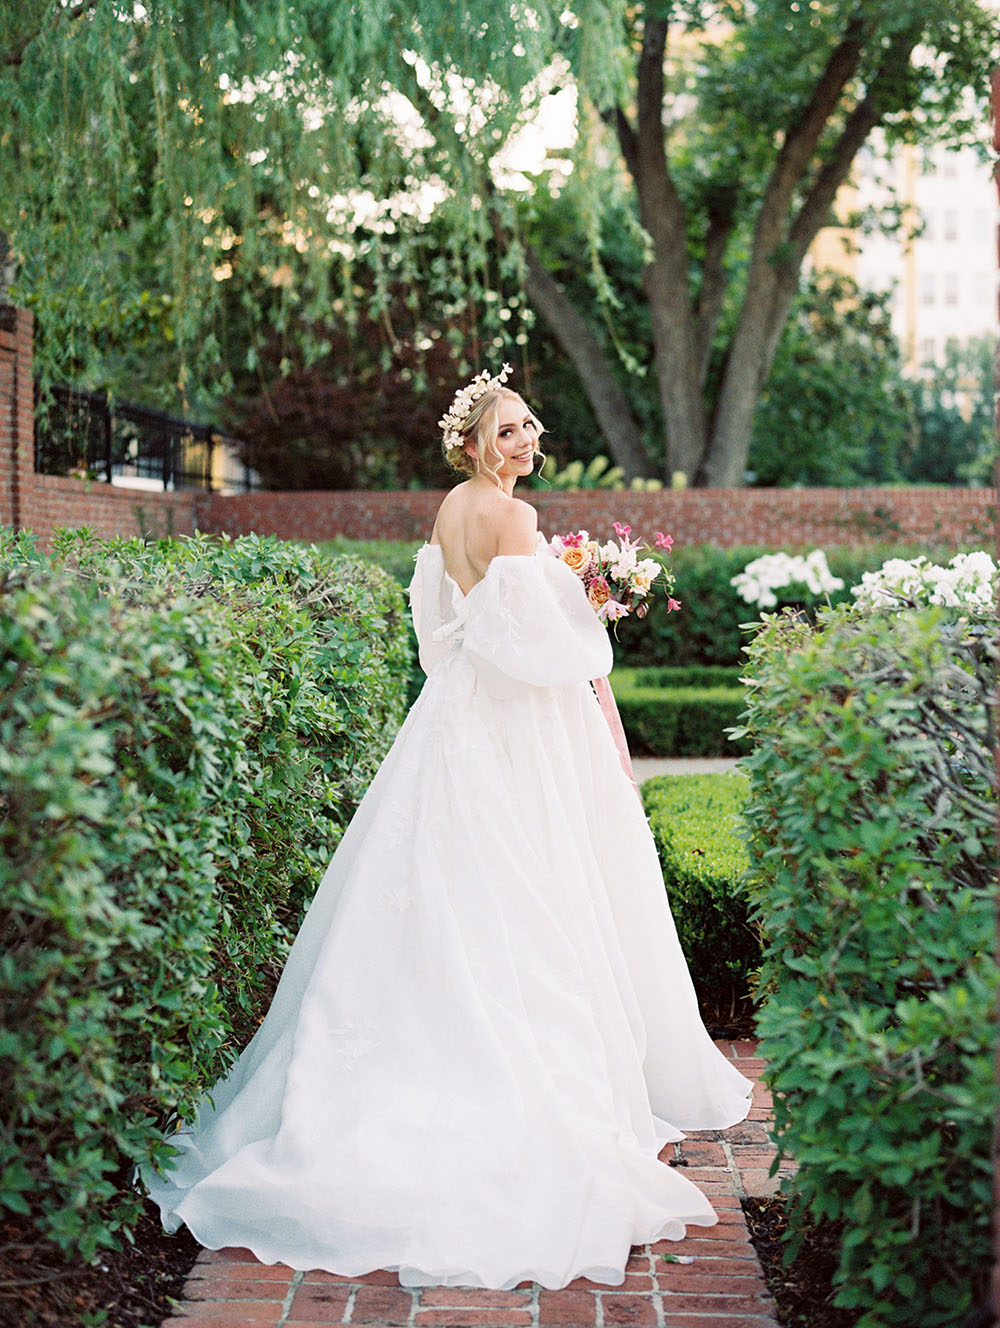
xmin=2 ymin=0 xmax=100 ymax=68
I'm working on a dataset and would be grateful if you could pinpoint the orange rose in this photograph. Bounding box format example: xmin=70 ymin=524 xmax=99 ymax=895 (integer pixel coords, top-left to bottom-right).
xmin=587 ymin=576 xmax=611 ymax=609
xmin=561 ymin=546 xmax=591 ymax=577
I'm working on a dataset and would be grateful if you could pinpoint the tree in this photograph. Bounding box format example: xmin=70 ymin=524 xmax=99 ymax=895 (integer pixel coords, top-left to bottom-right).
xmin=3 ymin=2 xmax=997 ymax=484
xmin=747 ymin=275 xmax=913 ymax=487
xmin=226 ymin=293 xmax=471 ymax=490
xmin=900 ymin=336 xmax=997 ymax=486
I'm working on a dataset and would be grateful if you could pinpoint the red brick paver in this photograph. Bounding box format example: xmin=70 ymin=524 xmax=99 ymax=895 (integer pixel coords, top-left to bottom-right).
xmin=160 ymin=1042 xmax=784 ymax=1327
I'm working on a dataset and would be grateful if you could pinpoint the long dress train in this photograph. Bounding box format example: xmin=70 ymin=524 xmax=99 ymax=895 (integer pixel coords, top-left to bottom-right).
xmin=142 ymin=537 xmax=753 ymax=1290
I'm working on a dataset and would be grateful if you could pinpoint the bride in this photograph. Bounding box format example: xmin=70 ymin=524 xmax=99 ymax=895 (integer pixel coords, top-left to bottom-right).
xmin=143 ymin=365 xmax=752 ymax=1291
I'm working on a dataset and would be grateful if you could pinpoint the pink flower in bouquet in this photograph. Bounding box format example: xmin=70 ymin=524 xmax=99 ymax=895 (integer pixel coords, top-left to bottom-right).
xmin=600 ymin=599 xmax=629 ymax=624
xmin=548 ymin=522 xmax=678 ymax=632
xmin=587 ymin=576 xmax=611 ymax=610
xmin=612 ymin=521 xmax=639 ymax=553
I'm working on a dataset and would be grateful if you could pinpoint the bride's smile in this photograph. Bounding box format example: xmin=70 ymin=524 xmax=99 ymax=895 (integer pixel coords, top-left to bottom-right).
xmin=469 ymin=396 xmax=540 ymax=485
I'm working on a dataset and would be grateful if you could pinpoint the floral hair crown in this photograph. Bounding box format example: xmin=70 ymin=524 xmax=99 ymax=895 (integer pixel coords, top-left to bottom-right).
xmin=438 ymin=363 xmax=513 ymax=450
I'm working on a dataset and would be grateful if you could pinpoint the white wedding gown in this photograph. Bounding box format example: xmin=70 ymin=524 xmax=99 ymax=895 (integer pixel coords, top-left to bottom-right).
xmin=143 ymin=537 xmax=753 ymax=1289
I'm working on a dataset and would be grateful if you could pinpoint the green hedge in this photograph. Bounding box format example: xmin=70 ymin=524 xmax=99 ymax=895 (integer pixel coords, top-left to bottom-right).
xmin=320 ymin=535 xmax=422 ymax=589
xmin=318 ymin=536 xmax=959 ymax=671
xmin=320 ymin=537 xmax=425 ymax=704
xmin=611 ymin=672 xmax=749 ymax=757
xmin=612 ymin=541 xmax=957 ymax=667
xmin=616 ymin=665 xmax=741 ymax=688
xmin=739 ymin=605 xmax=997 ymax=1327
xmin=0 ymin=529 xmax=412 ymax=1262
xmin=643 ymin=774 xmax=758 ymax=1019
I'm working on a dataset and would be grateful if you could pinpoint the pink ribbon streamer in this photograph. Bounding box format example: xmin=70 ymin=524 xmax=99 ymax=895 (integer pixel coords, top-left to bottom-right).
xmin=592 ymin=675 xmax=638 ymax=794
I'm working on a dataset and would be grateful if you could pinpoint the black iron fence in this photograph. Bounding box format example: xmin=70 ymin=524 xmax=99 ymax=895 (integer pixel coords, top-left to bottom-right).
xmin=34 ymin=384 xmax=258 ymax=492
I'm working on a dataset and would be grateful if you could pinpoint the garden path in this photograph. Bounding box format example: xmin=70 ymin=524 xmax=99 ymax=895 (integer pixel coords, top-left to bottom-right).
xmin=159 ymin=1040 xmax=791 ymax=1328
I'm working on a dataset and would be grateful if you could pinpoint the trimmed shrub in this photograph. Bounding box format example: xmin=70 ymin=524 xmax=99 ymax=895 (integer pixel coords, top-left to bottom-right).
xmin=0 ymin=530 xmax=412 ymax=1262
xmin=319 ymin=537 xmax=425 ymax=704
xmin=739 ymin=605 xmax=997 ymax=1327
xmin=612 ymin=541 xmax=958 ymax=668
xmin=320 ymin=535 xmax=422 ymax=589
xmin=318 ymin=536 xmax=963 ymax=673
xmin=616 ymin=665 xmax=741 ymax=688
xmin=643 ymin=774 xmax=758 ymax=1018
xmin=611 ymin=673 xmax=749 ymax=757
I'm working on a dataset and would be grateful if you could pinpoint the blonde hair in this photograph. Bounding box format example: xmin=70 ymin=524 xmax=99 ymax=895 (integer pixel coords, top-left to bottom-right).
xmin=442 ymin=387 xmax=545 ymax=485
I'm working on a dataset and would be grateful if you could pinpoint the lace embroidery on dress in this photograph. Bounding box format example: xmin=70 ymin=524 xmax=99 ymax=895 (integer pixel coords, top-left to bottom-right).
xmin=328 ymin=1023 xmax=381 ymax=1065
xmin=379 ymin=877 xmax=414 ymax=912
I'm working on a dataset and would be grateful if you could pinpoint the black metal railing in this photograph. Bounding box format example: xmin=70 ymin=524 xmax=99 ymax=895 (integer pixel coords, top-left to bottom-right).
xmin=34 ymin=384 xmax=258 ymax=492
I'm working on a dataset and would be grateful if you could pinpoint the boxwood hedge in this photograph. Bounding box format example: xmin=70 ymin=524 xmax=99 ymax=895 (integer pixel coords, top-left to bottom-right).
xmin=320 ymin=536 xmax=954 ymax=672
xmin=611 ymin=541 xmax=956 ymax=668
xmin=642 ymin=773 xmax=758 ymax=1020
xmin=738 ymin=605 xmax=997 ymax=1327
xmin=0 ymin=529 xmax=412 ymax=1262
xmin=611 ymin=669 xmax=749 ymax=757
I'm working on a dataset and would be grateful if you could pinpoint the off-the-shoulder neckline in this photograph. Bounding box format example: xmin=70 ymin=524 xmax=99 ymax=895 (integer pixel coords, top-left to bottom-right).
xmin=421 ymin=541 xmax=542 ymax=601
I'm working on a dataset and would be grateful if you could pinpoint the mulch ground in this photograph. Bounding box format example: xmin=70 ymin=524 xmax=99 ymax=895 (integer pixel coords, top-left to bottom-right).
xmin=743 ymin=1196 xmax=857 ymax=1328
xmin=0 ymin=1207 xmax=200 ymax=1328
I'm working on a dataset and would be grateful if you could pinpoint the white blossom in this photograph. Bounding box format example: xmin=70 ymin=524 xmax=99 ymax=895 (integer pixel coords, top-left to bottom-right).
xmin=610 ymin=547 xmax=638 ymax=579
xmin=731 ymin=550 xmax=844 ymax=609
xmin=851 ymin=552 xmax=998 ymax=614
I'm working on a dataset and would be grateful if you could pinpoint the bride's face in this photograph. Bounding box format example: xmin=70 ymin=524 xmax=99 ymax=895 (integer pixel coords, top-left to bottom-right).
xmin=472 ymin=395 xmax=539 ymax=479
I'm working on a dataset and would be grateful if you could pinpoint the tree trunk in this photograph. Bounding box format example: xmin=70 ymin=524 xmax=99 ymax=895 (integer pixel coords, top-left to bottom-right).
xmin=642 ymin=254 xmax=706 ymax=482
xmin=627 ymin=17 xmax=708 ymax=483
xmin=522 ymin=247 xmax=651 ymax=481
xmin=701 ymin=269 xmax=800 ymax=486
xmin=699 ymin=19 xmax=910 ymax=487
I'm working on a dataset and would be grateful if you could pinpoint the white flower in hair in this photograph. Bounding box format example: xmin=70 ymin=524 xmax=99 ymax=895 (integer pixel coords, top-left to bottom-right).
xmin=439 ymin=363 xmax=513 ymax=449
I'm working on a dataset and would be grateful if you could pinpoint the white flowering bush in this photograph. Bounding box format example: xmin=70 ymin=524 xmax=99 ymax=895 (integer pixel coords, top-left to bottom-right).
xmin=730 ymin=550 xmax=844 ymax=609
xmin=851 ymin=552 xmax=998 ymax=614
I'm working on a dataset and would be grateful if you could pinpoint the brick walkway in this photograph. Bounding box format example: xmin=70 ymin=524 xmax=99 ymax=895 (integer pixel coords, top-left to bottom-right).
xmin=161 ymin=1041 xmax=790 ymax=1328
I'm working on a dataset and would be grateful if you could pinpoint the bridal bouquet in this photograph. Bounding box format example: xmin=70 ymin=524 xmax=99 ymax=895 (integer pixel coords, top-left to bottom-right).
xmin=549 ymin=522 xmax=679 ymax=626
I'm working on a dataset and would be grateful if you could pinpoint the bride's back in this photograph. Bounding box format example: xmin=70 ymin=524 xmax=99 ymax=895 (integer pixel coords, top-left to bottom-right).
xmin=431 ymin=483 xmax=536 ymax=595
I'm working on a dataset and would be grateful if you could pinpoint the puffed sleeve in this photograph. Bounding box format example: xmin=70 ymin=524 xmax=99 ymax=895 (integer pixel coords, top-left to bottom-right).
xmin=461 ymin=554 xmax=612 ymax=694
xmin=408 ymin=548 xmax=454 ymax=677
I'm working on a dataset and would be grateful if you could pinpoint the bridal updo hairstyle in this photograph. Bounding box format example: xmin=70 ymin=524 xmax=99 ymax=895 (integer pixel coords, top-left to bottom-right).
xmin=442 ymin=387 xmax=544 ymax=485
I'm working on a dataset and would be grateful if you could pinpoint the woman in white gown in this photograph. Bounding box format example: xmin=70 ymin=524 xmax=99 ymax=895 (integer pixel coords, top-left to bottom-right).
xmin=143 ymin=367 xmax=752 ymax=1290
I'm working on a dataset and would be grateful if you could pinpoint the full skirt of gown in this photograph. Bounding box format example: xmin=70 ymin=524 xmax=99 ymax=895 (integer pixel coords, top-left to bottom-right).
xmin=142 ymin=540 xmax=753 ymax=1289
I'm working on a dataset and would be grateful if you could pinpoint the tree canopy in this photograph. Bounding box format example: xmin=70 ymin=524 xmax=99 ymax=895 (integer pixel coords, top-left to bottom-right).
xmin=3 ymin=1 xmax=997 ymax=484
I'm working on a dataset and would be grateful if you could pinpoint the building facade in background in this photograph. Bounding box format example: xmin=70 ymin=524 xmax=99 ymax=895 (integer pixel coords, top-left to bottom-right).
xmin=813 ymin=140 xmax=999 ymax=371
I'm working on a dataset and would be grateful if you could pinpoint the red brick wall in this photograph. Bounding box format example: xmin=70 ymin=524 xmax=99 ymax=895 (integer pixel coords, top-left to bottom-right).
xmin=0 ymin=306 xmax=35 ymax=531
xmin=24 ymin=474 xmax=200 ymax=545
xmin=200 ymin=484 xmax=995 ymax=550
xmin=1 ymin=304 xmax=995 ymax=551
xmin=0 ymin=304 xmax=202 ymax=547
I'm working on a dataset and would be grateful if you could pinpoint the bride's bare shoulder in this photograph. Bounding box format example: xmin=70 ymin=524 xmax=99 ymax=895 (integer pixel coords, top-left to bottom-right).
xmin=495 ymin=497 xmax=537 ymax=554
xmin=429 ymin=482 xmax=473 ymax=542
xmin=430 ymin=486 xmax=536 ymax=560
